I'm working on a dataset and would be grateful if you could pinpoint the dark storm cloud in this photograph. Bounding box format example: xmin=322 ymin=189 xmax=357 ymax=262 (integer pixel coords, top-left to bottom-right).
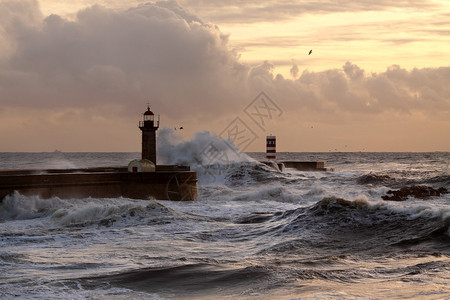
xmin=0 ymin=0 xmax=250 ymax=120
xmin=0 ymin=0 xmax=449 ymax=124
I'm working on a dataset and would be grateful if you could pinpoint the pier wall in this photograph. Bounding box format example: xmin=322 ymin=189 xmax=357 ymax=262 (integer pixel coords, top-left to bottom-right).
xmin=281 ymin=161 xmax=327 ymax=171
xmin=0 ymin=167 xmax=197 ymax=201
xmin=260 ymin=161 xmax=332 ymax=172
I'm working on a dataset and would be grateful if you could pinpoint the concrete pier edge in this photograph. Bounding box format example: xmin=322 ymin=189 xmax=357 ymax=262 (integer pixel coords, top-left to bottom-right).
xmin=260 ymin=160 xmax=334 ymax=172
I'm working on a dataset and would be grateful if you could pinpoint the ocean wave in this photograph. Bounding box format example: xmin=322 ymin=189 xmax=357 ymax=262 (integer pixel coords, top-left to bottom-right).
xmin=0 ymin=252 xmax=29 ymax=265
xmin=425 ymin=174 xmax=450 ymax=187
xmin=302 ymin=197 xmax=448 ymax=234
xmin=393 ymin=224 xmax=450 ymax=247
xmin=225 ymin=163 xmax=279 ymax=185
xmin=51 ymin=200 xmax=150 ymax=227
xmin=231 ymin=184 xmax=300 ymax=203
xmin=356 ymin=173 xmax=393 ymax=185
xmin=238 ymin=197 xmax=450 ymax=255
xmin=77 ymin=263 xmax=274 ymax=297
xmin=0 ymin=192 xmax=70 ymax=221
xmin=0 ymin=193 xmax=194 ymax=227
xmin=196 ymin=161 xmax=266 ymax=185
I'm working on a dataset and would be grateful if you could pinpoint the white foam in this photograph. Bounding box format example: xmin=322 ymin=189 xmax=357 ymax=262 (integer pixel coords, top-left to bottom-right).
xmin=0 ymin=193 xmax=169 ymax=226
xmin=157 ymin=127 xmax=254 ymax=168
xmin=51 ymin=200 xmax=137 ymax=226
xmin=230 ymin=183 xmax=302 ymax=203
xmin=157 ymin=127 xmax=258 ymax=185
xmin=49 ymin=198 xmax=186 ymax=226
xmin=0 ymin=192 xmax=69 ymax=220
xmin=346 ymin=196 xmax=450 ymax=226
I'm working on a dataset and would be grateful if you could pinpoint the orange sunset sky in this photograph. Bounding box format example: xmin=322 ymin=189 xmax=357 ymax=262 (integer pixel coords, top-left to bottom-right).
xmin=0 ymin=0 xmax=449 ymax=152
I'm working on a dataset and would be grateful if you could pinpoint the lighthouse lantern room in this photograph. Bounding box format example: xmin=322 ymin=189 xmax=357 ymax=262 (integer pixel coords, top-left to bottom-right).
xmin=139 ymin=106 xmax=160 ymax=164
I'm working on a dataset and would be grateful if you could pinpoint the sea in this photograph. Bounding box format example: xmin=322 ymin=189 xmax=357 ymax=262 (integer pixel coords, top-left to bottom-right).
xmin=0 ymin=147 xmax=449 ymax=299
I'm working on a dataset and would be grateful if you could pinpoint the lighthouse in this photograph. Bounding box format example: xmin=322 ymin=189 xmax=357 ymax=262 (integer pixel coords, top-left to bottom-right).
xmin=266 ymin=136 xmax=276 ymax=160
xmin=139 ymin=106 xmax=159 ymax=164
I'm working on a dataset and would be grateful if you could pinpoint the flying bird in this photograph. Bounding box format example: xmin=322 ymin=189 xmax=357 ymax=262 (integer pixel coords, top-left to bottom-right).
xmin=308 ymin=49 xmax=312 ymax=55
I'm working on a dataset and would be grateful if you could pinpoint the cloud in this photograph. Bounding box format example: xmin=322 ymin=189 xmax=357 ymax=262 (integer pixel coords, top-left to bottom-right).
xmin=0 ymin=1 xmax=449 ymax=151
xmin=178 ymin=0 xmax=439 ymax=24
xmin=0 ymin=0 xmax=250 ymax=119
xmin=1 ymin=1 xmax=447 ymax=115
xmin=282 ymin=62 xmax=450 ymax=115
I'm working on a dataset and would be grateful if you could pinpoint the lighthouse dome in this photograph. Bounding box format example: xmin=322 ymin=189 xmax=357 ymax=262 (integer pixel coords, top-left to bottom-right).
xmin=144 ymin=107 xmax=154 ymax=115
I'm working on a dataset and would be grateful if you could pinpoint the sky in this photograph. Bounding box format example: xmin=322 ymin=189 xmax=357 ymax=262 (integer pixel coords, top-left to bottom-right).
xmin=0 ymin=0 xmax=449 ymax=152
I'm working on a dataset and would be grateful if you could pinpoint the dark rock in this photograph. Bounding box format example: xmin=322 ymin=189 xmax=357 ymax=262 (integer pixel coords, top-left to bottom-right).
xmin=382 ymin=185 xmax=448 ymax=201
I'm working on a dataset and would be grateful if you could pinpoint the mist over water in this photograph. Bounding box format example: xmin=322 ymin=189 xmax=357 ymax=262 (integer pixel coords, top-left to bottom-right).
xmin=0 ymin=141 xmax=449 ymax=298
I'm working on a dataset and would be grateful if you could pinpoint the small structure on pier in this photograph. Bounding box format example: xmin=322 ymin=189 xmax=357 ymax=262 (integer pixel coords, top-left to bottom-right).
xmin=128 ymin=159 xmax=155 ymax=173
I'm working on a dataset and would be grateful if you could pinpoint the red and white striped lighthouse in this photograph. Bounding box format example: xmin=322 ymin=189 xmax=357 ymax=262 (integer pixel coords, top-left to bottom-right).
xmin=266 ymin=136 xmax=276 ymax=159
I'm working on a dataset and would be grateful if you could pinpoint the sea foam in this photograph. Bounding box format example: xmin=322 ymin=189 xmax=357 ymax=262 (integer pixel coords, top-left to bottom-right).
xmin=157 ymin=127 xmax=256 ymax=184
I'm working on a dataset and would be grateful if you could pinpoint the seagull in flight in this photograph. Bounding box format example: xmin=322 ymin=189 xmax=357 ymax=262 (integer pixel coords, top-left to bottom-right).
xmin=308 ymin=49 xmax=312 ymax=55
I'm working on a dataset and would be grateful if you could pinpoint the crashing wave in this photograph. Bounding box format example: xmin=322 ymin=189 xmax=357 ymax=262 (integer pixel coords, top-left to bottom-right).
xmin=356 ymin=173 xmax=392 ymax=185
